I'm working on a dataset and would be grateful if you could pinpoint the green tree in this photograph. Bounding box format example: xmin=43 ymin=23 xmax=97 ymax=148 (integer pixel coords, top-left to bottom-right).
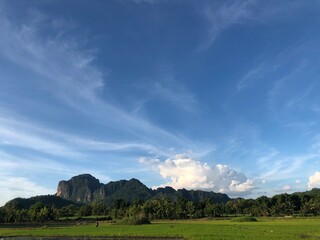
xmin=0 ymin=208 xmax=6 ymax=223
xmin=38 ymin=206 xmax=56 ymax=222
xmin=77 ymin=205 xmax=92 ymax=217
xmin=111 ymin=199 xmax=128 ymax=219
xmin=174 ymin=197 xmax=187 ymax=219
xmin=29 ymin=202 xmax=45 ymax=222
xmin=91 ymin=201 xmax=107 ymax=216
xmin=255 ymin=196 xmax=270 ymax=216
xmin=186 ymin=201 xmax=196 ymax=218
xmin=142 ymin=199 xmax=157 ymax=219
xmin=204 ymin=199 xmax=220 ymax=217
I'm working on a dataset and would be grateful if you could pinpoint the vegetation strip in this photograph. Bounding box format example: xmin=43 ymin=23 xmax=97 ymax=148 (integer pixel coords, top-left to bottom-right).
xmin=2 ymin=175 xmax=320 ymax=224
xmin=1 ymin=218 xmax=320 ymax=240
xmin=0 ymin=237 xmax=183 ymax=240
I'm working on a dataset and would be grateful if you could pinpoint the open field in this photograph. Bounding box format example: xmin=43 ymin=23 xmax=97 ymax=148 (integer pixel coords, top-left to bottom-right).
xmin=1 ymin=218 xmax=320 ymax=240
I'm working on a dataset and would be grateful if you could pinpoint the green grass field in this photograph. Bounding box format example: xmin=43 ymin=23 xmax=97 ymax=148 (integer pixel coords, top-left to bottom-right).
xmin=1 ymin=218 xmax=320 ymax=239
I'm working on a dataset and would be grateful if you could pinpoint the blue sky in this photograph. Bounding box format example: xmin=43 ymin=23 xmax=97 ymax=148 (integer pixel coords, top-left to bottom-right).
xmin=1 ymin=0 xmax=320 ymax=206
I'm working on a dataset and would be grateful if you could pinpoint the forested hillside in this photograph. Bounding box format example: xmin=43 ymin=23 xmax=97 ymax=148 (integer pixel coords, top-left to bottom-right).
xmin=1 ymin=174 xmax=320 ymax=223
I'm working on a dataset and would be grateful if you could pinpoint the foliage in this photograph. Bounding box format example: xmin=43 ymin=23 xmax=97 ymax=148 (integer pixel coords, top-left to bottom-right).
xmin=230 ymin=216 xmax=258 ymax=222
xmin=2 ymin=188 xmax=320 ymax=223
xmin=4 ymin=195 xmax=77 ymax=209
xmin=118 ymin=215 xmax=151 ymax=225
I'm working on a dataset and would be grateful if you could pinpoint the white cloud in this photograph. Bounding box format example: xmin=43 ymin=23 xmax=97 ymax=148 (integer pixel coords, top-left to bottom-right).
xmin=281 ymin=185 xmax=291 ymax=191
xmin=308 ymin=172 xmax=320 ymax=189
xmin=0 ymin=8 xmax=202 ymax=153
xmin=140 ymin=154 xmax=255 ymax=196
xmin=198 ymin=1 xmax=312 ymax=51
xmin=237 ymin=62 xmax=267 ymax=91
xmin=0 ymin=150 xmax=112 ymax=206
xmin=197 ymin=0 xmax=253 ymax=51
xmin=258 ymin=153 xmax=318 ymax=182
xmin=0 ymin=176 xmax=54 ymax=206
xmin=274 ymin=184 xmax=294 ymax=193
xmin=0 ymin=10 xmax=104 ymax=103
xmin=0 ymin=113 xmax=171 ymax=158
xmin=0 ymin=122 xmax=81 ymax=158
xmin=152 ymin=82 xmax=198 ymax=113
xmin=0 ymin=150 xmax=69 ymax=174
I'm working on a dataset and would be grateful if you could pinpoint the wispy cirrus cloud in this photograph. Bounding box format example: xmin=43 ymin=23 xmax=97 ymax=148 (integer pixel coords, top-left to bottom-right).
xmin=197 ymin=1 xmax=315 ymax=51
xmin=259 ymin=153 xmax=319 ymax=181
xmin=237 ymin=62 xmax=267 ymax=91
xmin=197 ymin=0 xmax=253 ymax=51
xmin=0 ymin=150 xmax=73 ymax=176
xmin=0 ymin=4 xmax=215 ymax=205
xmin=0 ymin=4 xmax=204 ymax=154
xmin=212 ymin=122 xmax=320 ymax=195
xmin=151 ymin=82 xmax=198 ymax=113
xmin=235 ymin=40 xmax=320 ymax=131
xmin=0 ymin=8 xmax=104 ymax=103
xmin=0 ymin=150 xmax=111 ymax=182
xmin=0 ymin=119 xmax=82 ymax=158
xmin=237 ymin=42 xmax=310 ymax=92
xmin=0 ymin=149 xmax=112 ymax=206
xmin=0 ymin=112 xmax=172 ymax=158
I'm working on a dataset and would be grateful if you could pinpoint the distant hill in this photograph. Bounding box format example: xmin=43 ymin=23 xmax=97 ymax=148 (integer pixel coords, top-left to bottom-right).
xmin=56 ymin=174 xmax=231 ymax=205
xmin=4 ymin=195 xmax=77 ymax=210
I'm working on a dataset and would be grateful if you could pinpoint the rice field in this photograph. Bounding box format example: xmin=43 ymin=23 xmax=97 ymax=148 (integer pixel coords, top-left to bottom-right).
xmin=1 ymin=217 xmax=320 ymax=240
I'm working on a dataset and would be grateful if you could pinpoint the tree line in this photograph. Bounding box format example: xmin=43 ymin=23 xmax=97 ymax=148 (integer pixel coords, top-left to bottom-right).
xmin=1 ymin=188 xmax=320 ymax=223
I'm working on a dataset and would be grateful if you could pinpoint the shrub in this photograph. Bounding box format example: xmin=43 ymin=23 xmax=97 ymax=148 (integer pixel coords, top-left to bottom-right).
xmin=96 ymin=216 xmax=112 ymax=221
xmin=230 ymin=216 xmax=258 ymax=222
xmin=118 ymin=216 xmax=151 ymax=225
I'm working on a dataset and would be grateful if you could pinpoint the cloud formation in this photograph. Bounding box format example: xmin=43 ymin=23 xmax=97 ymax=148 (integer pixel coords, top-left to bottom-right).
xmin=153 ymin=82 xmax=198 ymax=113
xmin=198 ymin=0 xmax=253 ymax=51
xmin=0 ymin=175 xmax=54 ymax=206
xmin=308 ymin=172 xmax=320 ymax=189
xmin=0 ymin=7 xmax=201 ymax=153
xmin=140 ymin=154 xmax=255 ymax=196
xmin=0 ymin=113 xmax=171 ymax=158
xmin=0 ymin=8 xmax=104 ymax=103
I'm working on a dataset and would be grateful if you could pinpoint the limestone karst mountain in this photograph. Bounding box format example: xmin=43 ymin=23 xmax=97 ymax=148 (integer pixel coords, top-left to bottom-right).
xmin=56 ymin=174 xmax=230 ymax=205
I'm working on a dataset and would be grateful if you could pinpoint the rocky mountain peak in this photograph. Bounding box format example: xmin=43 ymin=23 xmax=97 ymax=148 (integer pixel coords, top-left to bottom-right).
xmin=56 ymin=174 xmax=230 ymax=205
xmin=56 ymin=174 xmax=102 ymax=203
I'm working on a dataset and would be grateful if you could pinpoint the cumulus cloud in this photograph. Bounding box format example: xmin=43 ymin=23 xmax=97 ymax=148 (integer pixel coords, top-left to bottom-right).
xmin=139 ymin=154 xmax=255 ymax=196
xmin=308 ymin=172 xmax=320 ymax=189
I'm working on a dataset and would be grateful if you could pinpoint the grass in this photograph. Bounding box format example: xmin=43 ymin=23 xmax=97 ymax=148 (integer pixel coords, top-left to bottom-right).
xmin=1 ymin=217 xmax=320 ymax=239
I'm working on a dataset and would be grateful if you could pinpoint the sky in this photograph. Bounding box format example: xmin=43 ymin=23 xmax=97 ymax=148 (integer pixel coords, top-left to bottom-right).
xmin=1 ymin=0 xmax=320 ymax=206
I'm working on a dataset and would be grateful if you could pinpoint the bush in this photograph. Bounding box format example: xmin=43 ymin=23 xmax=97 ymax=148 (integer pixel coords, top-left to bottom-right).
xmin=118 ymin=216 xmax=151 ymax=225
xmin=230 ymin=216 xmax=258 ymax=222
xmin=96 ymin=216 xmax=112 ymax=221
